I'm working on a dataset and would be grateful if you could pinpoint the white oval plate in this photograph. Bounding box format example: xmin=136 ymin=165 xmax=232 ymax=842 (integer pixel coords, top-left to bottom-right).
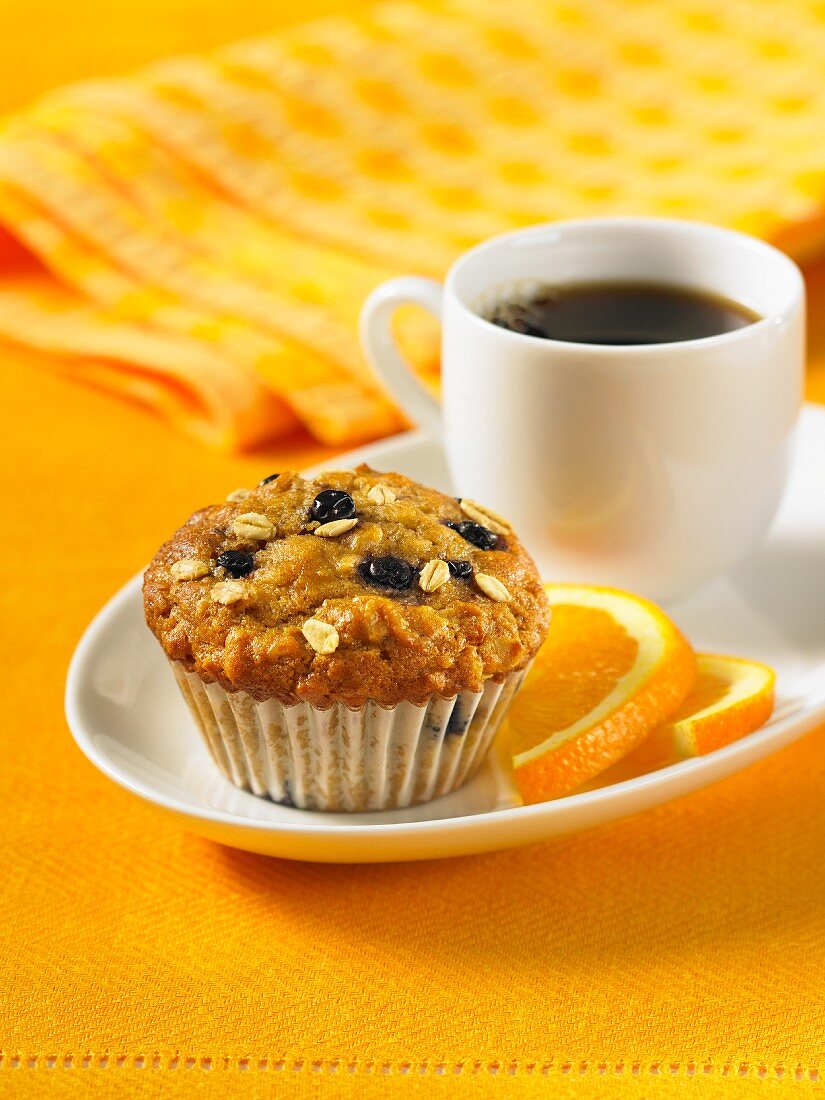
xmin=66 ymin=404 xmax=825 ymax=863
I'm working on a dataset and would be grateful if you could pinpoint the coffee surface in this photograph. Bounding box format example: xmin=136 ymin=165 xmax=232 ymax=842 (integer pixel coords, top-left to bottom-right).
xmin=484 ymin=282 xmax=760 ymax=345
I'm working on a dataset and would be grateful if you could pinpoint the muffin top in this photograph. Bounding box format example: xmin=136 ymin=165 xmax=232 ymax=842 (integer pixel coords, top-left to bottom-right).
xmin=143 ymin=466 xmax=550 ymax=708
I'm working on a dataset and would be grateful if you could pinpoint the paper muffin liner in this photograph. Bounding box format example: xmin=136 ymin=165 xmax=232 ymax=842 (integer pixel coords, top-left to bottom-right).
xmin=170 ymin=662 xmax=529 ymax=812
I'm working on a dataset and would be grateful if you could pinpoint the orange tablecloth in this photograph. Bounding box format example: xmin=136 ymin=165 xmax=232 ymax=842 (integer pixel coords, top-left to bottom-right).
xmin=1 ymin=2 xmax=824 ymax=1096
xmin=2 ymin=356 xmax=825 ymax=1100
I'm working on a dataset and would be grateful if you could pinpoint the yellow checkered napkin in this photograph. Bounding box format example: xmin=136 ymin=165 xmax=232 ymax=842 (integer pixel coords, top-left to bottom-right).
xmin=1 ymin=0 xmax=825 ymax=448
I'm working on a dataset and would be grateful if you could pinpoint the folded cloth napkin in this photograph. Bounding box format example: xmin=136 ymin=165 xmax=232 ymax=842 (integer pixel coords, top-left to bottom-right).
xmin=2 ymin=0 xmax=825 ymax=449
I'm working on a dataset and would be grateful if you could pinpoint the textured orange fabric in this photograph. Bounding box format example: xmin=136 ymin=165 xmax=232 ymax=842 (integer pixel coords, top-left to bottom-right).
xmin=5 ymin=0 xmax=825 ymax=449
xmin=1 ymin=2 xmax=825 ymax=1096
xmin=1 ymin=324 xmax=825 ymax=1098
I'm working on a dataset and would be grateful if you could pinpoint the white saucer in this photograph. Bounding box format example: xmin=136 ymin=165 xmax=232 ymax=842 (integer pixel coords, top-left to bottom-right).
xmin=66 ymin=404 xmax=825 ymax=863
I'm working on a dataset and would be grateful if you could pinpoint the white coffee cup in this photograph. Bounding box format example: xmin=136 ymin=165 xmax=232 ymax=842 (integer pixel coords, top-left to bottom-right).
xmin=360 ymin=217 xmax=805 ymax=602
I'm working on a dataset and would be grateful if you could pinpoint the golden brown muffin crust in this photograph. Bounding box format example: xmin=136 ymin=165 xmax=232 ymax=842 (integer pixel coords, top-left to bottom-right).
xmin=143 ymin=466 xmax=550 ymax=707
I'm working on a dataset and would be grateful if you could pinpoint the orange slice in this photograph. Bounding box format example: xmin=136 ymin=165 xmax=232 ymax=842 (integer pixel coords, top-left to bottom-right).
xmin=636 ymin=653 xmax=776 ymax=761
xmin=507 ymin=584 xmax=696 ymax=803
xmin=565 ymin=653 xmax=778 ymax=791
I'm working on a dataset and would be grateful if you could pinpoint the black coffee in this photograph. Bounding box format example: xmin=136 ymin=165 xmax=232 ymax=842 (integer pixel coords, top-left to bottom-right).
xmin=484 ymin=282 xmax=760 ymax=345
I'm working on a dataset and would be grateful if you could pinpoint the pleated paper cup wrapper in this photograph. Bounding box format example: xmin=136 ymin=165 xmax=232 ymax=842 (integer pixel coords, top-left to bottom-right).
xmin=170 ymin=662 xmax=529 ymax=812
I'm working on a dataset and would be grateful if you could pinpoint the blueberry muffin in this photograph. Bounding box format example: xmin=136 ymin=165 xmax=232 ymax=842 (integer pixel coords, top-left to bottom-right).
xmin=143 ymin=466 xmax=550 ymax=812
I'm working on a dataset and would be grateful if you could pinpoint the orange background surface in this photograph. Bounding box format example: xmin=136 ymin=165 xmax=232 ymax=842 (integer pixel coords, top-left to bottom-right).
xmin=0 ymin=1 xmax=823 ymax=1096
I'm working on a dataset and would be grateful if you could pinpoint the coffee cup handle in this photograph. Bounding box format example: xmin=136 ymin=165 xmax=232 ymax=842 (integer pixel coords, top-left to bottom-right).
xmin=360 ymin=276 xmax=444 ymax=438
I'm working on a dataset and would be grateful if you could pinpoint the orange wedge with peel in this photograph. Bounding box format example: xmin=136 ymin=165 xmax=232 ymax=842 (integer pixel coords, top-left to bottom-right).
xmin=578 ymin=653 xmax=777 ymax=788
xmin=636 ymin=653 xmax=776 ymax=761
xmin=507 ymin=584 xmax=696 ymax=803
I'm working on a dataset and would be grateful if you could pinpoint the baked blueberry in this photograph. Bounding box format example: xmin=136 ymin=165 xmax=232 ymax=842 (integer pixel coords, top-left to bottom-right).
xmin=359 ymin=556 xmax=415 ymax=590
xmin=311 ymin=489 xmax=357 ymax=523
xmin=446 ymin=559 xmax=473 ymax=579
xmin=445 ymin=520 xmax=502 ymax=551
xmin=259 ymin=473 xmax=280 ymax=485
xmin=216 ymin=550 xmax=255 ymax=578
